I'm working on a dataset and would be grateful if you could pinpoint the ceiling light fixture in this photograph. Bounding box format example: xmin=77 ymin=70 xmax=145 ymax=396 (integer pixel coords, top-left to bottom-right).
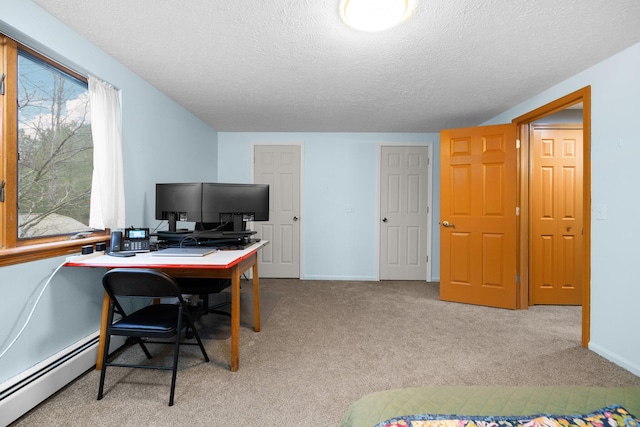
xmin=339 ymin=0 xmax=416 ymax=32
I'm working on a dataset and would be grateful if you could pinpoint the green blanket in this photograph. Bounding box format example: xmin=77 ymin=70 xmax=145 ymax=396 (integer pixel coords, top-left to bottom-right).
xmin=340 ymin=387 xmax=640 ymax=427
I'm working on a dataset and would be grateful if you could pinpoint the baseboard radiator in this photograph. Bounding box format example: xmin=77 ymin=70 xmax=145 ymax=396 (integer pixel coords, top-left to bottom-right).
xmin=0 ymin=333 xmax=124 ymax=426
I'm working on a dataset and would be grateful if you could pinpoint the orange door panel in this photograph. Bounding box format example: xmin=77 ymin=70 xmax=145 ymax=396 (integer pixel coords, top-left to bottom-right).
xmin=440 ymin=124 xmax=517 ymax=309
xmin=530 ymin=126 xmax=583 ymax=305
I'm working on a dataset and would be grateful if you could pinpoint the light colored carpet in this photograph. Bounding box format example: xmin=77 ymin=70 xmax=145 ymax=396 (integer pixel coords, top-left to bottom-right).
xmin=189 ymin=286 xmax=280 ymax=340
xmin=11 ymin=279 xmax=640 ymax=426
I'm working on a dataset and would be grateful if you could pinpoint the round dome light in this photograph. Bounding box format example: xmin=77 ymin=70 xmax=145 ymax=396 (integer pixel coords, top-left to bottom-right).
xmin=339 ymin=0 xmax=416 ymax=32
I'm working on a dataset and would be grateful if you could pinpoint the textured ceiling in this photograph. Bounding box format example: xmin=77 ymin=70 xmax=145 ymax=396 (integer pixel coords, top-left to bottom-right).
xmin=32 ymin=0 xmax=640 ymax=132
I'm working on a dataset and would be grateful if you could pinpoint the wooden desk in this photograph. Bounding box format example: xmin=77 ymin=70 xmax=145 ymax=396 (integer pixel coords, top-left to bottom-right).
xmin=64 ymin=240 xmax=268 ymax=372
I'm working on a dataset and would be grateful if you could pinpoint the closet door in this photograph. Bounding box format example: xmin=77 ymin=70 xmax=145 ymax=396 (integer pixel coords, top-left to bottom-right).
xmin=254 ymin=145 xmax=301 ymax=278
xmin=380 ymin=145 xmax=430 ymax=280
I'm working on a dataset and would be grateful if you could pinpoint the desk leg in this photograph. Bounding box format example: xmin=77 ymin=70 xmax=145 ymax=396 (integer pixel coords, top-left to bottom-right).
xmin=230 ymin=265 xmax=241 ymax=372
xmin=253 ymin=261 xmax=261 ymax=332
xmin=96 ymin=291 xmax=110 ymax=370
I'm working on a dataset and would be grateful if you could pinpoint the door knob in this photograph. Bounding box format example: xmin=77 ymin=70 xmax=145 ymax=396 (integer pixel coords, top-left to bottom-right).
xmin=382 ymin=217 xmax=388 ymax=223
xmin=442 ymin=220 xmax=455 ymax=228
xmin=293 ymin=216 xmax=299 ymax=221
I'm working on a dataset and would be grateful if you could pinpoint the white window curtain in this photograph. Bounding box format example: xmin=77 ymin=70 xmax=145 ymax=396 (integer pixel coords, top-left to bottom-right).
xmin=88 ymin=75 xmax=126 ymax=230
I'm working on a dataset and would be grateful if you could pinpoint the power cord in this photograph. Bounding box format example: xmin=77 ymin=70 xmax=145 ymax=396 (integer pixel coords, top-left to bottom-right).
xmin=0 ymin=259 xmax=67 ymax=359
xmin=179 ymin=234 xmax=199 ymax=248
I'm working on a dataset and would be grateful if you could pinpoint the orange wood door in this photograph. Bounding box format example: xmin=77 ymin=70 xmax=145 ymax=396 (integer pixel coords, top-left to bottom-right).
xmin=440 ymin=124 xmax=517 ymax=309
xmin=530 ymin=126 xmax=583 ymax=305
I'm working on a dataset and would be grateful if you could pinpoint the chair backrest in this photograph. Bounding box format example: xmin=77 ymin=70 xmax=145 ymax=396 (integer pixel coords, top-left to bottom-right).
xmin=103 ymin=268 xmax=183 ymax=300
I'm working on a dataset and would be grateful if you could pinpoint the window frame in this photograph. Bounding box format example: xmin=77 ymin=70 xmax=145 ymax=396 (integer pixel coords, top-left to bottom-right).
xmin=0 ymin=35 xmax=109 ymax=267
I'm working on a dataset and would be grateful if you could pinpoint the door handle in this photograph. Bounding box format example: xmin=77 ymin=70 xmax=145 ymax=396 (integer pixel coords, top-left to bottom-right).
xmin=293 ymin=216 xmax=299 ymax=221
xmin=442 ymin=220 xmax=455 ymax=228
xmin=382 ymin=217 xmax=388 ymax=223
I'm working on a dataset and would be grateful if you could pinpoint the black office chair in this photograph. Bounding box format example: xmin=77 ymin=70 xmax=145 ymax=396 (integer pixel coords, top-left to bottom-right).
xmin=176 ymin=278 xmax=232 ymax=318
xmin=97 ymin=268 xmax=209 ymax=406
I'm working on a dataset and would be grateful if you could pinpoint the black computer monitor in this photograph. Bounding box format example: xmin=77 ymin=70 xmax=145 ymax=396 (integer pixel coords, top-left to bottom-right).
xmin=155 ymin=183 xmax=203 ymax=232
xmin=201 ymin=183 xmax=269 ymax=233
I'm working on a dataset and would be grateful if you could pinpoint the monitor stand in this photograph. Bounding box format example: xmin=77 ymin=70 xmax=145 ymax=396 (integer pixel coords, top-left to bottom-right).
xmin=167 ymin=212 xmax=177 ymax=232
xmin=232 ymin=213 xmax=244 ymax=233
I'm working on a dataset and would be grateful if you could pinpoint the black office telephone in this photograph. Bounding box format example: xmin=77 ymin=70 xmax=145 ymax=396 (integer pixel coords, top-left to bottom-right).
xmin=110 ymin=228 xmax=150 ymax=253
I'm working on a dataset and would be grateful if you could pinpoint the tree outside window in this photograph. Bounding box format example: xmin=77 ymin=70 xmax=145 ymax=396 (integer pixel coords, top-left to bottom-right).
xmin=17 ymin=51 xmax=93 ymax=239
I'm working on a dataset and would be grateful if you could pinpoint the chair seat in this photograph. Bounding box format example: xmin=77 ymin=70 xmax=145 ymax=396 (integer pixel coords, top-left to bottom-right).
xmin=112 ymin=304 xmax=203 ymax=337
xmin=111 ymin=304 xmax=179 ymax=337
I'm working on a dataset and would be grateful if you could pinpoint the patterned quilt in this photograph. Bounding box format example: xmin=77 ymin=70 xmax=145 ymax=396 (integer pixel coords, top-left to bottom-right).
xmin=375 ymin=404 xmax=639 ymax=427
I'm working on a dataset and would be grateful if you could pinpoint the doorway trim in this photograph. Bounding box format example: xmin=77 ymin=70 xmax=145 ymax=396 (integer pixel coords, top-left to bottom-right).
xmin=512 ymin=86 xmax=591 ymax=348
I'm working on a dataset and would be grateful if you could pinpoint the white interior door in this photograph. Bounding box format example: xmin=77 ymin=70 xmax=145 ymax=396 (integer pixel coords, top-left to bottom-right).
xmin=253 ymin=145 xmax=301 ymax=278
xmin=379 ymin=145 xmax=430 ymax=280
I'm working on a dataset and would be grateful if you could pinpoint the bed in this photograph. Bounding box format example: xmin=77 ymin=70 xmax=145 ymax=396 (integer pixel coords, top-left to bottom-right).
xmin=340 ymin=386 xmax=640 ymax=427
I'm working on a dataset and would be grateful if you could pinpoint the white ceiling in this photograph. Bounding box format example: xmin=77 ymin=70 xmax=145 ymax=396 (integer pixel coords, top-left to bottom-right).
xmin=32 ymin=0 xmax=640 ymax=132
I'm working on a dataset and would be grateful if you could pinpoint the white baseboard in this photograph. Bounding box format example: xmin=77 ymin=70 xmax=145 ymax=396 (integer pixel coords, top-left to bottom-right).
xmin=301 ymin=275 xmax=378 ymax=281
xmin=589 ymin=342 xmax=640 ymax=378
xmin=0 ymin=333 xmax=124 ymax=426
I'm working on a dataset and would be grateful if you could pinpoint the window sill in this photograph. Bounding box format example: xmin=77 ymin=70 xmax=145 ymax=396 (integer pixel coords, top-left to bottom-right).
xmin=0 ymin=234 xmax=110 ymax=267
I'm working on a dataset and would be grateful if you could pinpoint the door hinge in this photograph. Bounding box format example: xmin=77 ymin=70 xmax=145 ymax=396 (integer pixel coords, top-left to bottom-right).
xmin=516 ymin=274 xmax=520 ymax=283
xmin=0 ymin=73 xmax=5 ymax=95
xmin=0 ymin=180 xmax=5 ymax=202
xmin=516 ymin=139 xmax=521 ymax=149
xmin=516 ymin=206 xmax=520 ymax=216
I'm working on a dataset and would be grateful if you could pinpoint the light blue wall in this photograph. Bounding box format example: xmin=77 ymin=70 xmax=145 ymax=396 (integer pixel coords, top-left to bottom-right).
xmin=0 ymin=1 xmax=218 ymax=384
xmin=0 ymin=260 xmax=106 ymax=382
xmin=2 ymin=0 xmax=638 ymax=396
xmin=483 ymin=42 xmax=640 ymax=376
xmin=218 ymin=132 xmax=441 ymax=281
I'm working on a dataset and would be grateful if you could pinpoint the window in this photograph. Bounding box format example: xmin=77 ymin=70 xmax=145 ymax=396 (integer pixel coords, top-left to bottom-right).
xmin=17 ymin=50 xmax=93 ymax=238
xmin=1 ymin=34 xmax=108 ymax=264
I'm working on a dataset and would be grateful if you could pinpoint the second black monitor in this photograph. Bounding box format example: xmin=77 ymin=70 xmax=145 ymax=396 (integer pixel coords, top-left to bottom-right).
xmin=202 ymin=183 xmax=269 ymax=232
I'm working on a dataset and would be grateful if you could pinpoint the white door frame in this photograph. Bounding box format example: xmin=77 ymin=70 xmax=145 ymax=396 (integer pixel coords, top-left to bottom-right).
xmin=251 ymin=142 xmax=304 ymax=279
xmin=377 ymin=143 xmax=434 ymax=281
